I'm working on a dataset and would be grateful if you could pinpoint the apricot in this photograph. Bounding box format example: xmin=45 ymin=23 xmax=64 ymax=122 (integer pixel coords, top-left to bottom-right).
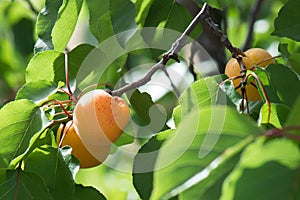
xmin=73 ymin=89 xmax=130 ymax=161
xmin=57 ymin=121 xmax=111 ymax=168
xmin=225 ymin=48 xmax=275 ymax=101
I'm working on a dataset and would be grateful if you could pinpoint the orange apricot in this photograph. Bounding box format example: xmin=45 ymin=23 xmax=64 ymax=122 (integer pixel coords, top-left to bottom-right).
xmin=73 ymin=89 xmax=130 ymax=161
xmin=57 ymin=121 xmax=111 ymax=168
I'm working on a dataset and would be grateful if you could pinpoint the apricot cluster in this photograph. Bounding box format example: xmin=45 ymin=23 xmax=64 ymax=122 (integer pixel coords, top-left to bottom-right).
xmin=225 ymin=48 xmax=275 ymax=101
xmin=57 ymin=90 xmax=130 ymax=168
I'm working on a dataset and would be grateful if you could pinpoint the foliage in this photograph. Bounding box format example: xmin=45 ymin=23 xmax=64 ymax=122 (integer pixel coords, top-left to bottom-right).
xmin=0 ymin=0 xmax=300 ymax=199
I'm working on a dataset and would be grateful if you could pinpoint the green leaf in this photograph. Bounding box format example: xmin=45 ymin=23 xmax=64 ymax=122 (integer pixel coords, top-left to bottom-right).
xmin=0 ymin=100 xmax=47 ymax=168
xmin=272 ymin=0 xmax=300 ymax=41
xmin=286 ymin=96 xmax=300 ymax=127
xmin=26 ymin=44 xmax=95 ymax=87
xmin=34 ymin=0 xmax=63 ymax=53
xmin=24 ymin=146 xmax=78 ymax=200
xmin=0 ymin=169 xmax=53 ymax=199
xmin=258 ymin=103 xmax=290 ymax=128
xmin=26 ymin=50 xmax=64 ymax=83
xmin=288 ymin=52 xmax=300 ymax=75
xmin=74 ymin=184 xmax=106 ymax=200
xmin=221 ymin=137 xmax=300 ymax=200
xmin=16 ymin=80 xmax=58 ymax=104
xmin=137 ymin=0 xmax=199 ymax=35
xmin=52 ymin=0 xmax=83 ymax=52
xmin=266 ymin=64 xmax=300 ymax=107
xmin=173 ymin=76 xmax=225 ymax=126
xmin=133 ymin=129 xmax=173 ymax=200
xmin=150 ymin=106 xmax=262 ymax=199
xmin=128 ymin=90 xmax=168 ymax=139
xmin=88 ymin=0 xmax=137 ymax=46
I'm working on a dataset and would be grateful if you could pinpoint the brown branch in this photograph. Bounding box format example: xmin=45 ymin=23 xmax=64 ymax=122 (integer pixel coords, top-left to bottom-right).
xmin=243 ymin=0 xmax=265 ymax=51
xmin=111 ymin=3 xmax=209 ymax=96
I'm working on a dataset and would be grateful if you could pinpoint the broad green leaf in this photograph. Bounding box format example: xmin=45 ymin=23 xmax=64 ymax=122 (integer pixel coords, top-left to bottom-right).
xmin=266 ymin=64 xmax=300 ymax=108
xmin=26 ymin=44 xmax=95 ymax=88
xmin=288 ymin=52 xmax=300 ymax=75
xmin=52 ymin=0 xmax=83 ymax=52
xmin=88 ymin=0 xmax=137 ymax=46
xmin=74 ymin=184 xmax=106 ymax=200
xmin=272 ymin=0 xmax=300 ymax=41
xmin=0 ymin=100 xmax=47 ymax=168
xmin=34 ymin=0 xmax=63 ymax=53
xmin=26 ymin=50 xmax=64 ymax=83
xmin=137 ymin=0 xmax=200 ymax=35
xmin=24 ymin=146 xmax=78 ymax=200
xmin=150 ymin=106 xmax=262 ymax=199
xmin=286 ymin=96 xmax=300 ymax=127
xmin=128 ymin=90 xmax=169 ymax=140
xmin=0 ymin=169 xmax=52 ymax=199
xmin=16 ymin=80 xmax=58 ymax=104
xmin=133 ymin=129 xmax=173 ymax=200
xmin=221 ymin=137 xmax=300 ymax=200
xmin=173 ymin=76 xmax=225 ymax=126
xmin=258 ymin=103 xmax=290 ymax=128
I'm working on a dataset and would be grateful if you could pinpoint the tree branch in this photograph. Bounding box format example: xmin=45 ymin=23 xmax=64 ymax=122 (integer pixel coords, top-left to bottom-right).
xmin=111 ymin=3 xmax=209 ymax=96
xmin=243 ymin=0 xmax=265 ymax=51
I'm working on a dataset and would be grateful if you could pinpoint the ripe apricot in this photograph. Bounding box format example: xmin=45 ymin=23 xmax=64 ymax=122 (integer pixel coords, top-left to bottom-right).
xmin=57 ymin=121 xmax=111 ymax=168
xmin=244 ymin=48 xmax=275 ymax=68
xmin=73 ymin=89 xmax=130 ymax=161
xmin=225 ymin=48 xmax=275 ymax=101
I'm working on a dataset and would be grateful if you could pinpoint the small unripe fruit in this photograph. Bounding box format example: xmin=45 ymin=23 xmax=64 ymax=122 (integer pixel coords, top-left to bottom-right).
xmin=57 ymin=121 xmax=111 ymax=168
xmin=73 ymin=89 xmax=130 ymax=161
xmin=225 ymin=48 xmax=275 ymax=101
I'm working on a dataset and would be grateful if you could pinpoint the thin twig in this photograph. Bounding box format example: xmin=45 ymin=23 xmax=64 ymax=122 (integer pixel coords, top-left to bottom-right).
xmin=243 ymin=0 xmax=265 ymax=51
xmin=111 ymin=3 xmax=209 ymax=96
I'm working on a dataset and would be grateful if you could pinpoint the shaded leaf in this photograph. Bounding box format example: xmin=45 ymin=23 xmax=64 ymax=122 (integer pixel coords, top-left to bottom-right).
xmin=150 ymin=106 xmax=262 ymax=199
xmin=88 ymin=0 xmax=137 ymax=46
xmin=128 ymin=90 xmax=168 ymax=139
xmin=133 ymin=129 xmax=173 ymax=200
xmin=0 ymin=100 xmax=47 ymax=168
xmin=266 ymin=64 xmax=300 ymax=107
xmin=75 ymin=184 xmax=106 ymax=200
xmin=24 ymin=146 xmax=78 ymax=200
xmin=34 ymin=0 xmax=63 ymax=53
xmin=272 ymin=0 xmax=300 ymax=41
xmin=221 ymin=138 xmax=300 ymax=200
xmin=0 ymin=169 xmax=52 ymax=199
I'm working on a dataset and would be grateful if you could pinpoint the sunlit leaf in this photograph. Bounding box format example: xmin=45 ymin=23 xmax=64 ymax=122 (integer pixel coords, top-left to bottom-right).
xmin=24 ymin=146 xmax=79 ymax=200
xmin=173 ymin=76 xmax=225 ymax=126
xmin=0 ymin=100 xmax=47 ymax=168
xmin=258 ymin=103 xmax=290 ymax=128
xmin=16 ymin=80 xmax=58 ymax=104
xmin=52 ymin=0 xmax=83 ymax=52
